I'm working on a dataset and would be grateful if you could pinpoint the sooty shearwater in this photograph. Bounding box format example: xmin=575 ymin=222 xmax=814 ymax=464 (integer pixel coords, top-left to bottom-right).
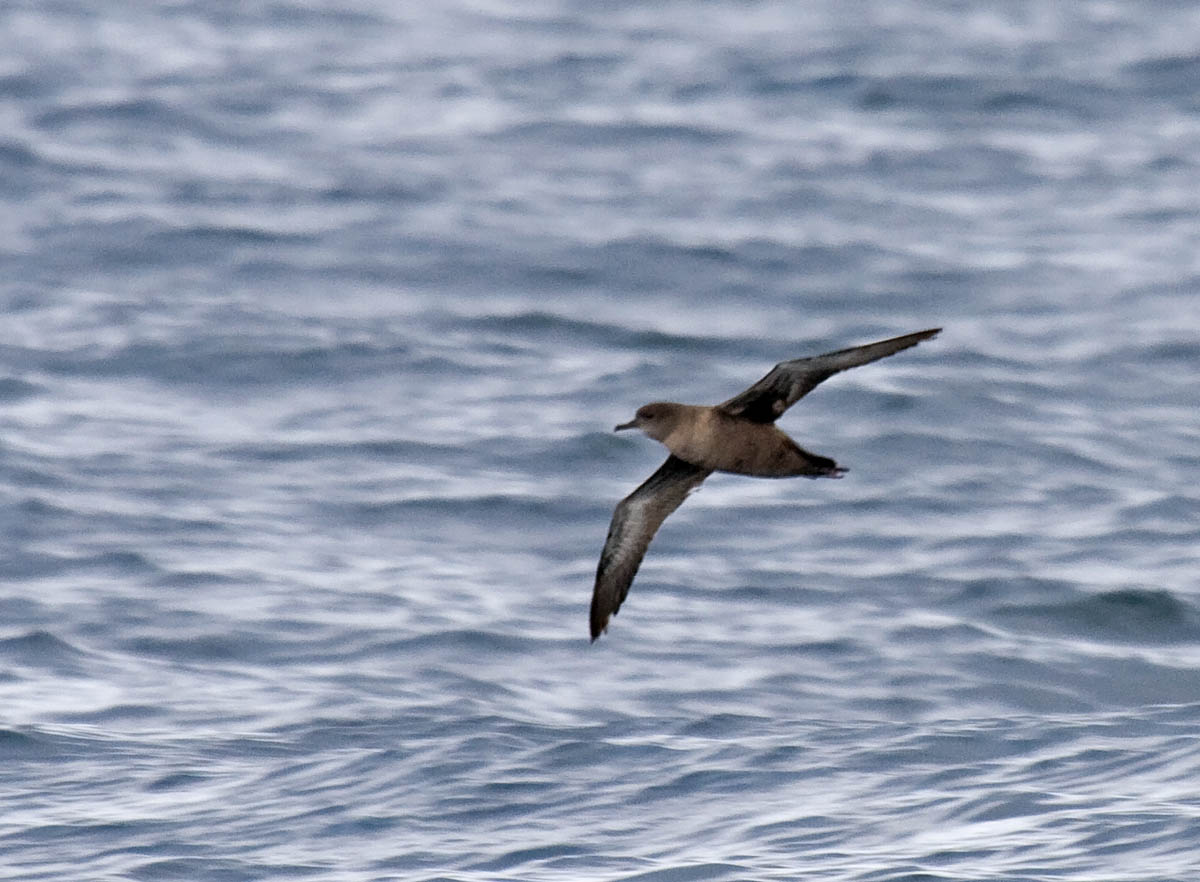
xmin=590 ymin=327 xmax=940 ymax=641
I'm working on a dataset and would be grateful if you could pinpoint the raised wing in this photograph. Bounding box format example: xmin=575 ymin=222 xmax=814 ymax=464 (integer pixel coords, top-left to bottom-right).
xmin=719 ymin=328 xmax=940 ymax=423
xmin=590 ymin=455 xmax=712 ymax=641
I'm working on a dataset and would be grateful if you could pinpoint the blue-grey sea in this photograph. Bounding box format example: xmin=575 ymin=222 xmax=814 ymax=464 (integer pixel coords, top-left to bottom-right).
xmin=3 ymin=2 xmax=1200 ymax=880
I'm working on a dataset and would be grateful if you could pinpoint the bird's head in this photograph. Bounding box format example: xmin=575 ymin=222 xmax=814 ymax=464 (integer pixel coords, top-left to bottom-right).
xmin=614 ymin=402 xmax=681 ymax=442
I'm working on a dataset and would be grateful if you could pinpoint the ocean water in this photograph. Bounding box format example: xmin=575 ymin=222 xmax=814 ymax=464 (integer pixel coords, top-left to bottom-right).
xmin=3 ymin=1 xmax=1200 ymax=879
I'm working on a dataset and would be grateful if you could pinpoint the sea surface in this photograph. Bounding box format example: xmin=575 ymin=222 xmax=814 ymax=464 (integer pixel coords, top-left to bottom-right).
xmin=3 ymin=2 xmax=1200 ymax=880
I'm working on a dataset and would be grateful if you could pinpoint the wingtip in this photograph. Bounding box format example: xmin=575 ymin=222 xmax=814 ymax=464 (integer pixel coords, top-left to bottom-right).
xmin=589 ymin=604 xmax=609 ymax=642
xmin=892 ymin=326 xmax=941 ymax=353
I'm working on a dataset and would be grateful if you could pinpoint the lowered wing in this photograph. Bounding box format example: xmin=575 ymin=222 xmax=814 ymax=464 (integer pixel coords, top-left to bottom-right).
xmin=590 ymin=455 xmax=712 ymax=641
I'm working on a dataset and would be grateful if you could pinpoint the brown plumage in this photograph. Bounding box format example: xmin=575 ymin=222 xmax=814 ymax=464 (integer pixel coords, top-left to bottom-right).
xmin=590 ymin=327 xmax=940 ymax=641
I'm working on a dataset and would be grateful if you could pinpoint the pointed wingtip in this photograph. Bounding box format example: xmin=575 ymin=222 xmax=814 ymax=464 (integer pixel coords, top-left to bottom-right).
xmin=589 ymin=603 xmax=608 ymax=642
xmin=881 ymin=326 xmax=941 ymax=358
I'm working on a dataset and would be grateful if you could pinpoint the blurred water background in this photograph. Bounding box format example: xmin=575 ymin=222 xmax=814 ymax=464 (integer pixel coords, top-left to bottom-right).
xmin=2 ymin=2 xmax=1200 ymax=880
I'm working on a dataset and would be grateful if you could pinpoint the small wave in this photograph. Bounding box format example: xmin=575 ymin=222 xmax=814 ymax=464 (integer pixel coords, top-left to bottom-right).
xmin=1121 ymin=494 xmax=1200 ymax=525
xmin=992 ymin=587 xmax=1200 ymax=644
xmin=0 ymin=728 xmax=64 ymax=760
xmin=35 ymin=337 xmax=412 ymax=387
xmin=383 ymin=628 xmax=538 ymax=657
xmin=122 ymin=631 xmax=286 ymax=664
xmin=487 ymin=118 xmax=734 ymax=147
xmin=146 ymin=224 xmax=315 ymax=249
xmin=145 ymin=771 xmax=212 ymax=792
xmin=0 ymin=630 xmax=95 ymax=679
xmin=214 ymin=437 xmax=470 ymax=465
xmin=0 ymin=630 xmax=85 ymax=661
xmin=465 ymin=843 xmax=589 ymax=874
xmin=332 ymin=493 xmax=595 ymax=527
xmin=455 ymin=309 xmax=737 ymax=355
xmin=2 ymin=549 xmax=164 ymax=581
xmin=0 ymin=377 xmax=41 ymax=401
xmin=61 ymin=704 xmax=164 ymax=724
xmin=1124 ymin=53 xmax=1200 ymax=94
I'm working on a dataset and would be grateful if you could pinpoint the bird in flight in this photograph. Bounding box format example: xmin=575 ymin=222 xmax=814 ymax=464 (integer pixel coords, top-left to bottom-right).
xmin=590 ymin=328 xmax=940 ymax=641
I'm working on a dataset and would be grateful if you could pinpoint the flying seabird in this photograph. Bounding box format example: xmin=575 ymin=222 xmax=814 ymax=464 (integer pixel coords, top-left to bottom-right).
xmin=590 ymin=327 xmax=940 ymax=641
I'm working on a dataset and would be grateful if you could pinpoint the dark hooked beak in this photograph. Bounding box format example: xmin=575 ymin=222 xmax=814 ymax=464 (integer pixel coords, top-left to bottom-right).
xmin=614 ymin=418 xmax=638 ymax=432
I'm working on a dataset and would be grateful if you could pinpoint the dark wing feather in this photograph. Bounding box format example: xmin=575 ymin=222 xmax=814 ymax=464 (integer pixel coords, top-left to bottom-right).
xmin=590 ymin=455 xmax=712 ymax=641
xmin=719 ymin=328 xmax=940 ymax=423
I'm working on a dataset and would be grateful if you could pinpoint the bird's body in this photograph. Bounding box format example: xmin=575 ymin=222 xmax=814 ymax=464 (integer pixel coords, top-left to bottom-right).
xmin=589 ymin=327 xmax=940 ymax=641
xmin=628 ymin=403 xmax=840 ymax=478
